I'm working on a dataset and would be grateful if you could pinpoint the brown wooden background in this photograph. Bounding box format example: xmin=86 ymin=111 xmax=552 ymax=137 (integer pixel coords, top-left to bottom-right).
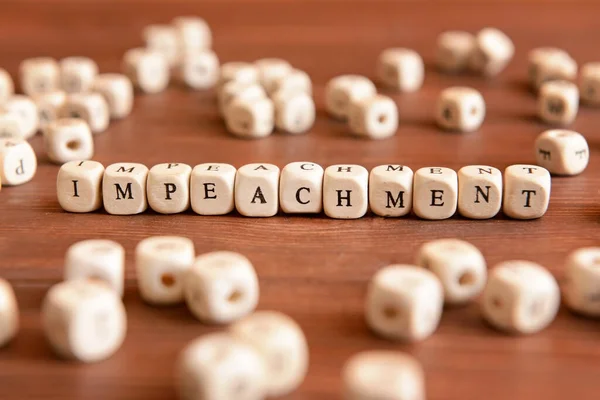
xmin=0 ymin=1 xmax=599 ymax=399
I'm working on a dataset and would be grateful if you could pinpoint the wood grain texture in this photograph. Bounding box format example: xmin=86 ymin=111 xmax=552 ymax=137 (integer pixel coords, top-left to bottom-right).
xmin=0 ymin=1 xmax=599 ymax=399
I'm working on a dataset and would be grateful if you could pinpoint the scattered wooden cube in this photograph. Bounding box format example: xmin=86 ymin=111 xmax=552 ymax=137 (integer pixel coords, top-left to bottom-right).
xmin=343 ymin=351 xmax=425 ymax=400
xmin=469 ymin=27 xmax=514 ymax=76
xmin=280 ymin=161 xmax=324 ymax=214
xmin=43 ymin=118 xmax=94 ymax=164
xmin=41 ymin=280 xmax=127 ymax=362
xmin=225 ymin=96 xmax=274 ymax=139
xmin=481 ymin=260 xmax=560 ymax=334
xmin=348 ymin=94 xmax=398 ymax=139
xmin=218 ymin=80 xmax=265 ymax=116
xmin=136 ymin=236 xmax=195 ymax=305
xmin=268 ymin=68 xmax=312 ymax=96
xmin=175 ymin=50 xmax=219 ymax=90
xmin=32 ymin=90 xmax=66 ymax=130
xmin=503 ymin=164 xmax=551 ymax=219
xmin=218 ymin=61 xmax=259 ymax=89
xmin=0 ymin=111 xmax=22 ymax=139
xmin=323 ymin=164 xmax=368 ymax=219
xmin=56 ymin=160 xmax=104 ymax=213
xmin=59 ymin=57 xmax=99 ymax=93
xmin=184 ymin=251 xmax=259 ymax=324
xmin=325 ymin=75 xmax=376 ymax=120
xmin=123 ymin=48 xmax=170 ymax=94
xmin=368 ymin=164 xmax=413 ymax=217
xmin=102 ymin=162 xmax=149 ymax=215
xmin=0 ymin=278 xmax=18 ymax=347
xmin=538 ymin=80 xmax=579 ymax=125
xmin=19 ymin=57 xmax=60 ymax=96
xmin=528 ymin=47 xmax=576 ymax=90
xmin=366 ymin=264 xmax=443 ymax=341
xmin=147 ymin=163 xmax=192 ymax=214
xmin=534 ymin=129 xmax=589 ymax=176
xmin=0 ymin=68 xmax=14 ymax=103
xmin=172 ymin=16 xmax=212 ymax=50
xmin=416 ymin=239 xmax=487 ymax=305
xmin=436 ymin=30 xmax=475 ymax=73
xmin=64 ymin=239 xmax=125 ymax=296
xmin=92 ymin=73 xmax=134 ymax=120
xmin=457 ymin=165 xmax=503 ymax=219
xmin=143 ymin=24 xmax=179 ymax=66
xmin=0 ymin=138 xmax=37 ymax=186
xmin=377 ymin=48 xmax=424 ymax=92
xmin=579 ymin=62 xmax=600 ymax=105
xmin=413 ymin=167 xmax=458 ymax=220
xmin=272 ymin=90 xmax=315 ymax=134
xmin=254 ymin=58 xmax=292 ymax=93
xmin=230 ymin=311 xmax=308 ymax=397
xmin=3 ymin=95 xmax=39 ymax=139
xmin=234 ymin=163 xmax=280 ymax=217
xmin=190 ymin=163 xmax=237 ymax=215
xmin=176 ymin=333 xmax=267 ymax=400
xmin=59 ymin=93 xmax=109 ymax=134
xmin=563 ymin=247 xmax=600 ymax=317
xmin=436 ymin=86 xmax=485 ymax=132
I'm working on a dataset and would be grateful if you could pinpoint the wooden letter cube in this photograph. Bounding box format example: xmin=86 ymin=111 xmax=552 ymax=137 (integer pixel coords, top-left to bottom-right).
xmin=528 ymin=48 xmax=576 ymax=90
xmin=436 ymin=87 xmax=485 ymax=132
xmin=0 ymin=68 xmax=14 ymax=103
xmin=378 ymin=48 xmax=424 ymax=92
xmin=64 ymin=239 xmax=125 ymax=296
xmin=538 ymin=80 xmax=579 ymax=125
xmin=60 ymin=93 xmax=109 ymax=134
xmin=33 ymin=90 xmax=66 ymax=130
xmin=123 ymin=48 xmax=170 ymax=94
xmin=172 ymin=16 xmax=212 ymax=50
xmin=218 ymin=61 xmax=258 ymax=89
xmin=268 ymin=68 xmax=312 ymax=96
xmin=325 ymin=75 xmax=376 ymax=120
xmin=348 ymin=94 xmax=398 ymax=140
xmin=92 ymin=74 xmax=134 ymax=120
xmin=234 ymin=163 xmax=279 ymax=217
xmin=254 ymin=58 xmax=292 ymax=93
xmin=0 ymin=111 xmax=22 ymax=139
xmin=413 ymin=167 xmax=458 ymax=220
xmin=42 ymin=280 xmax=127 ymax=362
xmin=564 ymin=247 xmax=600 ymax=317
xmin=469 ymin=28 xmax=514 ymax=76
xmin=43 ymin=118 xmax=94 ymax=164
xmin=280 ymin=161 xmax=324 ymax=214
xmin=457 ymin=165 xmax=503 ymax=219
xmin=503 ymin=164 xmax=551 ymax=219
xmin=535 ymin=129 xmax=589 ymax=176
xmin=369 ymin=164 xmax=413 ymax=217
xmin=175 ymin=50 xmax=219 ymax=90
xmin=323 ymin=164 xmax=369 ymax=219
xmin=225 ymin=97 xmax=274 ymax=139
xmin=273 ymin=91 xmax=315 ymax=134
xmin=3 ymin=95 xmax=39 ymax=139
xmin=60 ymin=57 xmax=99 ymax=93
xmin=218 ymin=81 xmax=265 ymax=116
xmin=147 ymin=163 xmax=192 ymax=214
xmin=176 ymin=333 xmax=267 ymax=400
xmin=580 ymin=62 xmax=600 ymax=105
xmin=0 ymin=138 xmax=37 ymax=186
xmin=366 ymin=264 xmax=443 ymax=341
xmin=343 ymin=351 xmax=425 ymax=400
xmin=143 ymin=24 xmax=179 ymax=66
xmin=136 ymin=236 xmax=195 ymax=305
xmin=0 ymin=278 xmax=19 ymax=347
xmin=190 ymin=163 xmax=236 ymax=215
xmin=19 ymin=57 xmax=59 ymax=96
xmin=184 ymin=251 xmax=259 ymax=324
xmin=436 ymin=30 xmax=475 ymax=73
xmin=230 ymin=311 xmax=308 ymax=396
xmin=102 ymin=163 xmax=149 ymax=215
xmin=481 ymin=261 xmax=560 ymax=334
xmin=56 ymin=160 xmax=104 ymax=213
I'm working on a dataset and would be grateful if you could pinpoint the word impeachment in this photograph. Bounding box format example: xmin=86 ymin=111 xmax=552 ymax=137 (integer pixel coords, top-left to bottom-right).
xmin=56 ymin=161 xmax=552 ymax=220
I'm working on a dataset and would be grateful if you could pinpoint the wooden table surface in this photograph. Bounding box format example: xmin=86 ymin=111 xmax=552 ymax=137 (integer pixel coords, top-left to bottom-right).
xmin=0 ymin=1 xmax=599 ymax=399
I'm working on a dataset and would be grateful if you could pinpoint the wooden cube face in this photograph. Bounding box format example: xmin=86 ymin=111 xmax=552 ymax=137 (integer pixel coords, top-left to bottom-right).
xmin=273 ymin=92 xmax=315 ymax=134
xmin=0 ymin=69 xmax=14 ymax=103
xmin=564 ymin=247 xmax=600 ymax=317
xmin=3 ymin=95 xmax=39 ymax=139
xmin=147 ymin=163 xmax=192 ymax=214
xmin=0 ymin=138 xmax=37 ymax=186
xmin=535 ymin=129 xmax=589 ymax=176
xmin=458 ymin=165 xmax=503 ymax=219
xmin=378 ymin=48 xmax=424 ymax=92
xmin=369 ymin=164 xmax=413 ymax=217
xmin=218 ymin=61 xmax=258 ymax=89
xmin=225 ymin=97 xmax=274 ymax=139
xmin=178 ymin=50 xmax=219 ymax=90
xmin=60 ymin=57 xmax=99 ymax=93
xmin=172 ymin=16 xmax=212 ymax=50
xmin=56 ymin=160 xmax=104 ymax=213
xmin=538 ymin=80 xmax=579 ymax=125
xmin=123 ymin=48 xmax=169 ymax=94
xmin=529 ymin=48 xmax=577 ymax=90
xmin=0 ymin=278 xmax=18 ymax=347
xmin=323 ymin=164 xmax=368 ymax=219
xmin=469 ymin=28 xmax=514 ymax=76
xmin=190 ymin=163 xmax=236 ymax=215
xmin=269 ymin=69 xmax=312 ymax=96
xmin=436 ymin=87 xmax=485 ymax=132
xmin=60 ymin=93 xmax=109 ymax=134
xmin=348 ymin=94 xmax=398 ymax=139
xmin=234 ymin=163 xmax=279 ymax=217
xmin=279 ymin=161 xmax=323 ymax=214
xmin=44 ymin=118 xmax=94 ymax=164
xmin=580 ymin=62 xmax=600 ymax=105
xmin=366 ymin=265 xmax=443 ymax=342
xmin=143 ymin=24 xmax=179 ymax=66
xmin=218 ymin=81 xmax=265 ymax=116
xmin=33 ymin=91 xmax=66 ymax=130
xmin=325 ymin=75 xmax=376 ymax=119
xmin=0 ymin=112 xmax=22 ymax=139
xmin=413 ymin=167 xmax=458 ymax=220
xmin=184 ymin=251 xmax=259 ymax=324
xmin=254 ymin=58 xmax=292 ymax=93
xmin=436 ymin=30 xmax=475 ymax=73
xmin=482 ymin=261 xmax=560 ymax=334
xmin=503 ymin=164 xmax=551 ymax=219
xmin=92 ymin=73 xmax=133 ymax=120
xmin=102 ymin=163 xmax=149 ymax=215
xmin=19 ymin=57 xmax=60 ymax=96
xmin=135 ymin=236 xmax=195 ymax=305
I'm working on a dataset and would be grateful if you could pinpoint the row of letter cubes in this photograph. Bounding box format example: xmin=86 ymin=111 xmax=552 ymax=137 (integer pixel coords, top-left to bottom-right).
xmin=58 ymin=161 xmax=551 ymax=220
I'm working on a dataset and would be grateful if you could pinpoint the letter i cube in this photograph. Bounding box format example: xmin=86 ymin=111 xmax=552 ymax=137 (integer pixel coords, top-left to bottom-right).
xmin=57 ymin=160 xmax=104 ymax=212
xmin=147 ymin=163 xmax=192 ymax=214
xmin=102 ymin=163 xmax=149 ymax=215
